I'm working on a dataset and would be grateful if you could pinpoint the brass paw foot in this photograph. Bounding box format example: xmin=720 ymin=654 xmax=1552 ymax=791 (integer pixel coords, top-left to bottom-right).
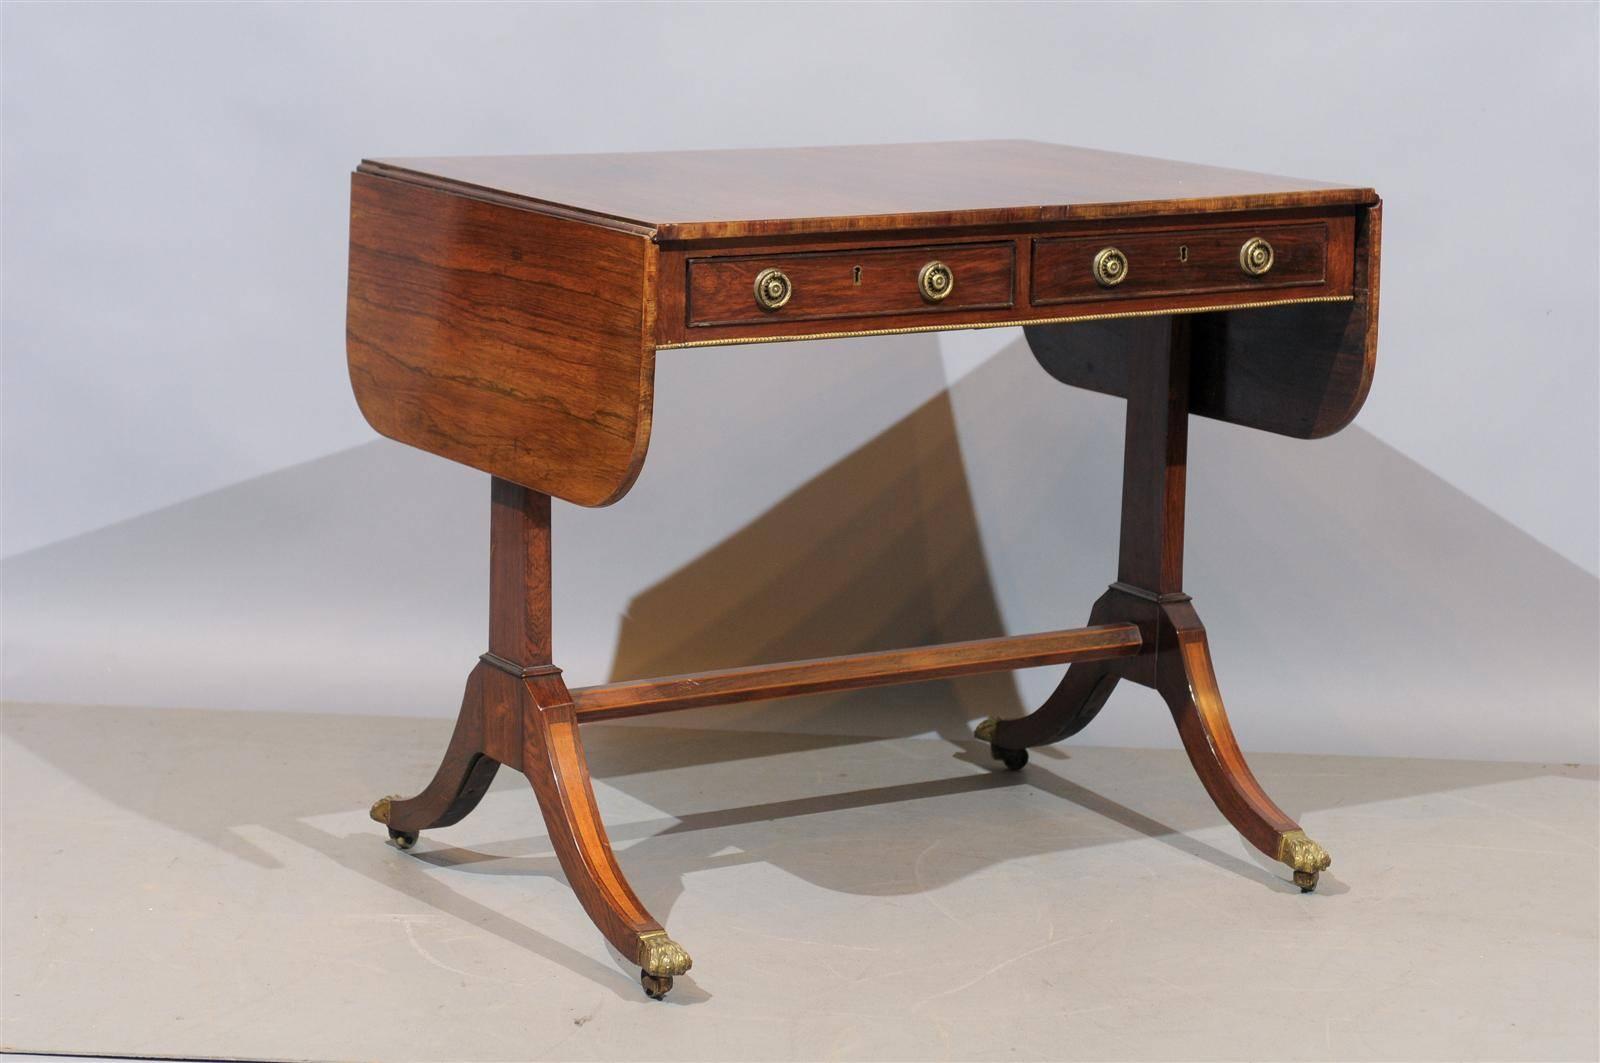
xmin=975 ymin=717 xmax=1029 ymax=771
xmin=1277 ymin=829 xmax=1332 ymax=892
xmin=637 ymin=931 xmax=691 ymax=999
xmin=638 ymin=931 xmax=692 ymax=976
xmin=370 ymin=795 xmax=418 ymax=850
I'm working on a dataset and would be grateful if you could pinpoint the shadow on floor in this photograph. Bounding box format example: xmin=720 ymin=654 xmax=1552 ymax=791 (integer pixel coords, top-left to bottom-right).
xmin=5 ymin=699 xmax=1589 ymax=1000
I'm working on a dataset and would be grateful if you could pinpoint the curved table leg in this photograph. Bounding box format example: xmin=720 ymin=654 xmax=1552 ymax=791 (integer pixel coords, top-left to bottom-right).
xmin=1158 ymin=601 xmax=1332 ymax=891
xmin=980 ymin=662 xmax=1119 ymax=755
xmin=975 ymin=590 xmax=1128 ymax=769
xmin=522 ymin=672 xmax=692 ymax=999
xmin=370 ymin=664 xmax=501 ymax=849
xmin=371 ymin=482 xmax=688 ymax=997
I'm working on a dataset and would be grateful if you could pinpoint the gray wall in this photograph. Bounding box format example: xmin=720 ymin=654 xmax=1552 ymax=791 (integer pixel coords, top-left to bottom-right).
xmin=4 ymin=3 xmax=1597 ymax=764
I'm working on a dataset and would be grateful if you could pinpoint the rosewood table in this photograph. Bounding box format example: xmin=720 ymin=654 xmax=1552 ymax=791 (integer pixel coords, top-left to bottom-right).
xmin=346 ymin=140 xmax=1380 ymax=999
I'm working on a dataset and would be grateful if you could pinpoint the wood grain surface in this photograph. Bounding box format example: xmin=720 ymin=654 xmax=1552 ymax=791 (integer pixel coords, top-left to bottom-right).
xmin=349 ymin=146 xmax=1379 ymax=487
xmin=653 ymin=207 xmax=1356 ymax=348
xmin=362 ymin=140 xmax=1376 ymax=240
xmin=687 ymin=241 xmax=1014 ymax=327
xmin=1031 ymin=218 xmax=1341 ymax=305
xmin=571 ymin=622 xmax=1143 ymax=721
xmin=346 ymin=172 xmax=656 ymax=506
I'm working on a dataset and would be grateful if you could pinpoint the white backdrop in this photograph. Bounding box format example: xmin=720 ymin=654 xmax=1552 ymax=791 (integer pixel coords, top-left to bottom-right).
xmin=4 ymin=3 xmax=1597 ymax=763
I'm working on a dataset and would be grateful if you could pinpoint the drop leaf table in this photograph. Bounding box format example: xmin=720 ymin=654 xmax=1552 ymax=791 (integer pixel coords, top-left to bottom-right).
xmin=346 ymin=140 xmax=1380 ymax=999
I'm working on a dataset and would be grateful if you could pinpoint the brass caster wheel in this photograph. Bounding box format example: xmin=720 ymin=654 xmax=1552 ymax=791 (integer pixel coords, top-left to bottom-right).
xmin=991 ymin=745 xmax=1029 ymax=771
xmin=974 ymin=717 xmax=1028 ymax=770
xmin=371 ymin=796 xmax=418 ymax=850
xmin=1278 ymin=830 xmax=1330 ymax=893
xmin=637 ymin=931 xmax=689 ymax=998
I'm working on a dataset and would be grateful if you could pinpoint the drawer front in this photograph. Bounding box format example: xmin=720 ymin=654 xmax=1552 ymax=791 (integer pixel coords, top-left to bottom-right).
xmin=687 ymin=242 xmax=1014 ymax=327
xmin=1031 ymin=222 xmax=1328 ymax=305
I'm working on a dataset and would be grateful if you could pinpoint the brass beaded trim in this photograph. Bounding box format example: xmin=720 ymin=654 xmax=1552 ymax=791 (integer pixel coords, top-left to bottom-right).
xmin=656 ymin=293 xmax=1353 ymax=350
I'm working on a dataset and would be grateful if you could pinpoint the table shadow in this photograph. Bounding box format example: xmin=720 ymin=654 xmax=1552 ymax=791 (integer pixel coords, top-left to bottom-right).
xmin=5 ymin=330 xmax=1597 ymax=1000
xmin=5 ymin=700 xmax=1585 ymax=1001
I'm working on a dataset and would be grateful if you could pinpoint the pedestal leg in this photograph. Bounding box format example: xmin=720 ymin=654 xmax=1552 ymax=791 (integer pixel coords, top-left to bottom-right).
xmin=370 ymin=665 xmax=501 ymax=849
xmin=979 ymin=315 xmax=1334 ymax=890
xmin=520 ymin=671 xmax=691 ymax=997
xmin=1156 ymin=600 xmax=1331 ymax=890
xmin=370 ymin=478 xmax=691 ymax=998
xmin=978 ymin=662 xmax=1115 ymax=772
xmin=978 ymin=591 xmax=1124 ymax=767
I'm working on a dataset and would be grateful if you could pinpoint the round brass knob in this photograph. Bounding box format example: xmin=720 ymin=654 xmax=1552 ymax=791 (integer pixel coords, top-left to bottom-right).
xmin=753 ymin=267 xmax=792 ymax=311
xmin=1239 ymin=237 xmax=1274 ymax=276
xmin=918 ymin=261 xmax=954 ymax=303
xmin=1093 ymin=247 xmax=1129 ymax=288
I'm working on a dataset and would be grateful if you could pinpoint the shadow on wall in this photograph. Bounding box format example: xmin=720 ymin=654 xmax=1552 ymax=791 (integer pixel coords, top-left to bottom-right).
xmin=600 ymin=376 xmax=1024 ymax=745
xmin=5 ymin=325 xmax=1597 ymax=1000
xmin=0 ymin=331 xmax=1017 ymax=741
xmin=2 ymin=333 xmax=1596 ymax=762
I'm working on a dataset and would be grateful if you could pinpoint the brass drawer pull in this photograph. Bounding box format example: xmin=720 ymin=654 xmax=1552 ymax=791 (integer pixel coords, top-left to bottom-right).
xmin=754 ymin=267 xmax=793 ymax=311
xmin=918 ymin=260 xmax=955 ymax=302
xmin=689 ymin=243 xmax=1014 ymax=327
xmin=1093 ymin=247 xmax=1129 ymax=288
xmin=1239 ymin=237 xmax=1274 ymax=276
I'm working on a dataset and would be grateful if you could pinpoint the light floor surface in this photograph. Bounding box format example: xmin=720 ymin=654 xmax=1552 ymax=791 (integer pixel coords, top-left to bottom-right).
xmin=2 ymin=701 xmax=1595 ymax=1062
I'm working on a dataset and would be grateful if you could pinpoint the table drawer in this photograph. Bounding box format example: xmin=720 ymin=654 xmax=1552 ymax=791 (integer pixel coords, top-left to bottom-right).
xmin=687 ymin=242 xmax=1015 ymax=328
xmin=1031 ymin=222 xmax=1329 ymax=305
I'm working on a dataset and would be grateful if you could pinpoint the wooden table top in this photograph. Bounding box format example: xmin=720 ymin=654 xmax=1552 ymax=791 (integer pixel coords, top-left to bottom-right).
xmin=348 ymin=139 xmax=1381 ymax=506
xmin=361 ymin=139 xmax=1378 ymax=241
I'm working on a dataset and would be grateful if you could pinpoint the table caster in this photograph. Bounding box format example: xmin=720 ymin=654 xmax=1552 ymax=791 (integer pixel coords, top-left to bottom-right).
xmin=974 ymin=718 xmax=1028 ymax=770
xmin=371 ymin=796 xmax=419 ymax=850
xmin=992 ymin=745 xmax=1029 ymax=770
xmin=1279 ymin=830 xmax=1330 ymax=893
xmin=637 ymin=930 xmax=690 ymax=998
